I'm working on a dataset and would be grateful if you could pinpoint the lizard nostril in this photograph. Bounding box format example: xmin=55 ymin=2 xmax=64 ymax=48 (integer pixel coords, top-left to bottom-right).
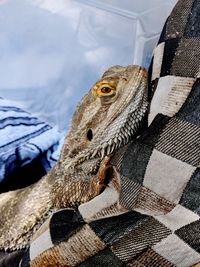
xmin=87 ymin=129 xmax=93 ymax=141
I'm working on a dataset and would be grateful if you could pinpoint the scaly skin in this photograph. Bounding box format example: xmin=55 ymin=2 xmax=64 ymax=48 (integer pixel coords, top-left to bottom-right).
xmin=0 ymin=65 xmax=148 ymax=250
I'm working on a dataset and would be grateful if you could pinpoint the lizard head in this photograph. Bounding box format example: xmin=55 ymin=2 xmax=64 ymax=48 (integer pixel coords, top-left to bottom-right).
xmin=61 ymin=65 xmax=148 ymax=168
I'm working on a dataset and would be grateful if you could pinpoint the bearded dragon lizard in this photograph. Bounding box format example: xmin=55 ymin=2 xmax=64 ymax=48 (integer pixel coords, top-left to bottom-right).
xmin=0 ymin=65 xmax=148 ymax=251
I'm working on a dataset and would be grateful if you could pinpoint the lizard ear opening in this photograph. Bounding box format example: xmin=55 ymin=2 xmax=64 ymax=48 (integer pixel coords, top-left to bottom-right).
xmin=87 ymin=129 xmax=93 ymax=141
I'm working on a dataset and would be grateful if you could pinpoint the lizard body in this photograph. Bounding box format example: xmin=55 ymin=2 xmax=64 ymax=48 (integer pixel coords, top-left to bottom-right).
xmin=0 ymin=65 xmax=148 ymax=250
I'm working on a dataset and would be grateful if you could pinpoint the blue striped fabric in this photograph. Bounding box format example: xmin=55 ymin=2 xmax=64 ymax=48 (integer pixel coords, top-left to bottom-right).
xmin=0 ymin=98 xmax=61 ymax=182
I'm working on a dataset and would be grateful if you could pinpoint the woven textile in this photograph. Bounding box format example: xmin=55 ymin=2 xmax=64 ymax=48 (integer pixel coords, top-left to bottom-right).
xmin=2 ymin=0 xmax=200 ymax=266
xmin=0 ymin=98 xmax=61 ymax=192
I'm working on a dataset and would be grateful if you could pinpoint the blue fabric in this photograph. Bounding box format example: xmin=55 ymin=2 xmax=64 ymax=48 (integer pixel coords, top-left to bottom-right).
xmin=41 ymin=135 xmax=65 ymax=172
xmin=0 ymin=98 xmax=62 ymax=182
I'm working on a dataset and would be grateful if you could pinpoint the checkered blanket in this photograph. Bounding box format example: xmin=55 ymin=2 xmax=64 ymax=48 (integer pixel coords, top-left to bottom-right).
xmin=1 ymin=0 xmax=200 ymax=266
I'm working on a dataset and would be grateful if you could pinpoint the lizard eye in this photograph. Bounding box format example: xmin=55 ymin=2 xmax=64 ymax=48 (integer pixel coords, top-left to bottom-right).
xmin=101 ymin=87 xmax=112 ymax=94
xmin=92 ymin=82 xmax=118 ymax=103
xmin=96 ymin=84 xmax=115 ymax=96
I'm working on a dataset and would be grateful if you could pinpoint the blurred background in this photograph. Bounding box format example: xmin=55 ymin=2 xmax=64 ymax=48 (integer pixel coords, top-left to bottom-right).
xmin=0 ymin=0 xmax=177 ymax=133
